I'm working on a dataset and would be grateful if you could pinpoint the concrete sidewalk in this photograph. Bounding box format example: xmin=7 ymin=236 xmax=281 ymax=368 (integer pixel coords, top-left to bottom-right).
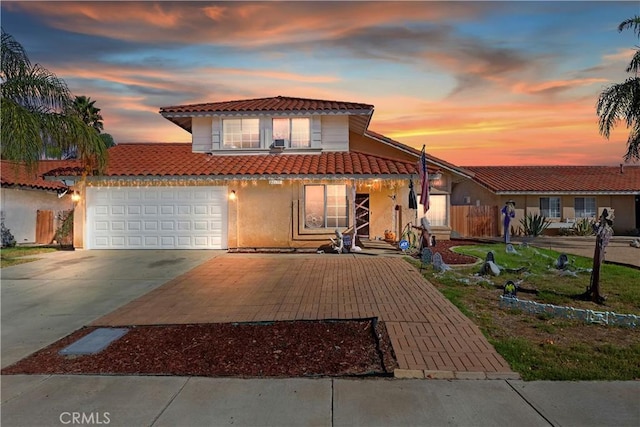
xmin=2 ymin=375 xmax=638 ymax=426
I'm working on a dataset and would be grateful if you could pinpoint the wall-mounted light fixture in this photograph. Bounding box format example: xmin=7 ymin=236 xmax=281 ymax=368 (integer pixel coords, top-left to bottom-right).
xmin=71 ymin=193 xmax=81 ymax=202
xmin=229 ymin=190 xmax=237 ymax=201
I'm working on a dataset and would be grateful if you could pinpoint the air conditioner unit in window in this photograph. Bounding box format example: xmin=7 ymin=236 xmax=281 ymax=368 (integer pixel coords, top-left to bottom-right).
xmin=273 ymin=139 xmax=286 ymax=148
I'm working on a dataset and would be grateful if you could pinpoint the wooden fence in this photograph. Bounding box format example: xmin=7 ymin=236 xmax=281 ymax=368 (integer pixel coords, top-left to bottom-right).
xmin=451 ymin=205 xmax=499 ymax=238
xmin=36 ymin=210 xmax=55 ymax=244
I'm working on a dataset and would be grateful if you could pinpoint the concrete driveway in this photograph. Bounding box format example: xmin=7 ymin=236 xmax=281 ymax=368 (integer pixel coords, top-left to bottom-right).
xmin=1 ymin=250 xmax=221 ymax=368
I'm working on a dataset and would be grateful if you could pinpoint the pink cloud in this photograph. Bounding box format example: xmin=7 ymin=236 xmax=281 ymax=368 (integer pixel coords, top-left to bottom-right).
xmin=511 ymin=78 xmax=608 ymax=95
xmin=7 ymin=2 xmax=494 ymax=45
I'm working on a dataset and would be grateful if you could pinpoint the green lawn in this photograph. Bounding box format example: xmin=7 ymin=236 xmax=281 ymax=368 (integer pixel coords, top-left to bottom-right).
xmin=408 ymin=242 xmax=640 ymax=381
xmin=0 ymin=246 xmax=57 ymax=268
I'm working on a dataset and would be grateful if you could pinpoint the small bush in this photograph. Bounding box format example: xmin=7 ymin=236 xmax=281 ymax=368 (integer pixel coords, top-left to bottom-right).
xmin=1 ymin=221 xmax=16 ymax=248
xmin=520 ymin=213 xmax=551 ymax=236
xmin=54 ymin=210 xmax=74 ymax=246
xmin=572 ymin=218 xmax=595 ymax=236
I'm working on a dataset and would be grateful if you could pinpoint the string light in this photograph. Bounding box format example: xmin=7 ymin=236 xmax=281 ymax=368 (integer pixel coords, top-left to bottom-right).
xmin=85 ymin=176 xmax=410 ymax=191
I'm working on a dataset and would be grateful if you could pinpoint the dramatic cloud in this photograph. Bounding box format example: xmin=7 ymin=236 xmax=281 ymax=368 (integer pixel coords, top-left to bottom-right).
xmin=2 ymin=1 xmax=636 ymax=165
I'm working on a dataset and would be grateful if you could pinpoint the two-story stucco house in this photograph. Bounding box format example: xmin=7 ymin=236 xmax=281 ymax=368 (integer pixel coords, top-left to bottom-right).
xmin=47 ymin=96 xmax=471 ymax=250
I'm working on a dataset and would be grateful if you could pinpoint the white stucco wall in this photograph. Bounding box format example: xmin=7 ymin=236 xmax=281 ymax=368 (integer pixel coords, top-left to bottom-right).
xmin=1 ymin=187 xmax=73 ymax=244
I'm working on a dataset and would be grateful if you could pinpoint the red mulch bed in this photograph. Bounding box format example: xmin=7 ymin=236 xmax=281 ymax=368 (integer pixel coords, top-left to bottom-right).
xmin=419 ymin=239 xmax=480 ymax=265
xmin=1 ymin=319 xmax=397 ymax=378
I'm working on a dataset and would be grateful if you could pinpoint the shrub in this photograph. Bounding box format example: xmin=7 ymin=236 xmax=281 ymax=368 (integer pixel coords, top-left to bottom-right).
xmin=572 ymin=218 xmax=595 ymax=236
xmin=519 ymin=213 xmax=551 ymax=236
xmin=54 ymin=210 xmax=74 ymax=247
xmin=1 ymin=221 xmax=16 ymax=248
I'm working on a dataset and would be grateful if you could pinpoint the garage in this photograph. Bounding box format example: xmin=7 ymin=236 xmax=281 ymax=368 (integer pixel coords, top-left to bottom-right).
xmin=86 ymin=186 xmax=228 ymax=249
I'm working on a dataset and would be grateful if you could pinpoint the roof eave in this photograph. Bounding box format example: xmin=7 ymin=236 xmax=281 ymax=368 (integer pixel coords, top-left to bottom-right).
xmin=86 ymin=173 xmax=415 ymax=182
xmin=495 ymin=191 xmax=640 ymax=195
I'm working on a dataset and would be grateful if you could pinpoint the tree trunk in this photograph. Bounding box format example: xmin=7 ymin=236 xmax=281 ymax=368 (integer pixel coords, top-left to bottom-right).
xmin=589 ymin=235 xmax=603 ymax=303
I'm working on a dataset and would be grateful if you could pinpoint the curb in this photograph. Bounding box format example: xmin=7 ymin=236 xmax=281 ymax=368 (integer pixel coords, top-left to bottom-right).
xmin=394 ymin=369 xmax=521 ymax=380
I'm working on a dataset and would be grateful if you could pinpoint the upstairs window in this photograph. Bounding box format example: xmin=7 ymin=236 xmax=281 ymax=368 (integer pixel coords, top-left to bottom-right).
xmin=575 ymin=197 xmax=596 ymax=218
xmin=540 ymin=197 xmax=560 ymax=218
xmin=223 ymin=118 xmax=259 ymax=149
xmin=273 ymin=118 xmax=310 ymax=148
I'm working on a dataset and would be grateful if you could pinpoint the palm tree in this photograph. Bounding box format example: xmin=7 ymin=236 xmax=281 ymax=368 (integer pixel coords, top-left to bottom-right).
xmin=73 ymin=95 xmax=104 ymax=133
xmin=596 ymin=16 xmax=640 ymax=162
xmin=0 ymin=30 xmax=107 ymax=172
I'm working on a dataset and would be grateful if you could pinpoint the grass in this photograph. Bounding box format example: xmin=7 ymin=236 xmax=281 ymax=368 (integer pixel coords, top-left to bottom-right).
xmin=1 ymin=246 xmax=57 ymax=268
xmin=408 ymin=242 xmax=640 ymax=381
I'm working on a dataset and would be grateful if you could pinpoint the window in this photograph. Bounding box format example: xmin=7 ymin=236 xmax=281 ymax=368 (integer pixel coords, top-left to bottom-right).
xmin=304 ymin=185 xmax=348 ymax=228
xmin=575 ymin=197 xmax=596 ymax=218
xmin=418 ymin=194 xmax=447 ymax=226
xmin=223 ymin=118 xmax=259 ymax=149
xmin=540 ymin=197 xmax=560 ymax=218
xmin=273 ymin=118 xmax=310 ymax=148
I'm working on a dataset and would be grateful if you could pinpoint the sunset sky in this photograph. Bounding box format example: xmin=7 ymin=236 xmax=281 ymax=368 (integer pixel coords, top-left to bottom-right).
xmin=2 ymin=1 xmax=638 ymax=166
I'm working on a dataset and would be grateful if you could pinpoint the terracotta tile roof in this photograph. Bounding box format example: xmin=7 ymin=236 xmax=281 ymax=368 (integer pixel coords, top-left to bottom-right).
xmin=160 ymin=96 xmax=374 ymax=114
xmin=45 ymin=143 xmax=419 ymax=178
xmin=1 ymin=160 xmax=82 ymax=192
xmin=465 ymin=165 xmax=640 ymax=194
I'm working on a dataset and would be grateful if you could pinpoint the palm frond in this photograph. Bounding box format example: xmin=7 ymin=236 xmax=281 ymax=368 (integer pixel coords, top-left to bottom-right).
xmin=597 ymin=77 xmax=640 ymax=161
xmin=1 ymin=29 xmax=31 ymax=80
xmin=618 ymin=16 xmax=640 ymax=37
xmin=626 ymin=49 xmax=640 ymax=75
xmin=1 ymin=30 xmax=109 ymax=172
xmin=0 ymin=98 xmax=45 ymax=172
xmin=624 ymin=121 xmax=640 ymax=162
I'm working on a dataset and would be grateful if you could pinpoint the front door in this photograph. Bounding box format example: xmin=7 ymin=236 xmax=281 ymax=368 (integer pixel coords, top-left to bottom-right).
xmin=355 ymin=194 xmax=370 ymax=237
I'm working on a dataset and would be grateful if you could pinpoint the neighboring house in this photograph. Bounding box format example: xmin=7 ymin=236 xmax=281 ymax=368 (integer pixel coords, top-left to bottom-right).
xmin=451 ymin=165 xmax=640 ymax=235
xmin=46 ymin=96 xmax=471 ymax=250
xmin=1 ymin=160 xmax=75 ymax=244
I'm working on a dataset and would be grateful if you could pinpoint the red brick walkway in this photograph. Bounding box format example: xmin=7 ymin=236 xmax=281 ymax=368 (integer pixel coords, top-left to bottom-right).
xmin=94 ymin=254 xmax=515 ymax=378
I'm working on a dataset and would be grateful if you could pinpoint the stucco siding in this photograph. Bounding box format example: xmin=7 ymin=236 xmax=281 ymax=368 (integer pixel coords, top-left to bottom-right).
xmin=320 ymin=116 xmax=349 ymax=152
xmin=1 ymin=188 xmax=72 ymax=244
xmin=450 ymin=180 xmax=499 ymax=206
xmin=231 ymin=182 xmax=294 ymax=247
xmin=609 ymin=195 xmax=636 ymax=233
xmin=349 ymin=132 xmax=417 ymax=162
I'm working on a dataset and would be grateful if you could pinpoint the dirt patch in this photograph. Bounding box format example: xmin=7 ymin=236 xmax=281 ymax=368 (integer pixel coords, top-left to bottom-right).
xmin=1 ymin=319 xmax=398 ymax=378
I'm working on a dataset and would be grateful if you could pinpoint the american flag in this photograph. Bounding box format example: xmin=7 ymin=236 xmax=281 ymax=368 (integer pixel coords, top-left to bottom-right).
xmin=418 ymin=145 xmax=429 ymax=212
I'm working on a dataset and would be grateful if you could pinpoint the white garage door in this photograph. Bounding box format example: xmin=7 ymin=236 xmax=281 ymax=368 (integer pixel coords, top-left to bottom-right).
xmin=86 ymin=186 xmax=228 ymax=249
